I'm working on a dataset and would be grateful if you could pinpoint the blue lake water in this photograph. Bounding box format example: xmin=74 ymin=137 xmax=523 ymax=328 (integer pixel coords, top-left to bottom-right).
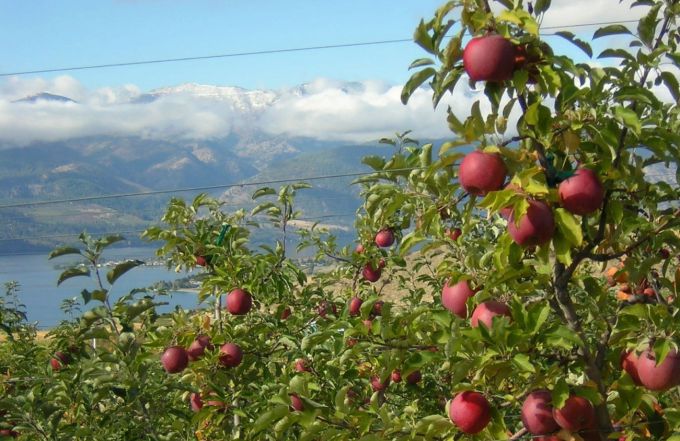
xmin=0 ymin=247 xmax=203 ymax=328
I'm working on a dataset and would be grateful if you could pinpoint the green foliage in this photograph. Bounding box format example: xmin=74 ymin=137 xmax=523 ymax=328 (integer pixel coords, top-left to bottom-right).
xmin=1 ymin=1 xmax=680 ymax=440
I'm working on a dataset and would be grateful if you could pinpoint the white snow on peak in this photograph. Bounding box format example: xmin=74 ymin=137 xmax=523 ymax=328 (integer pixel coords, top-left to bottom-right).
xmin=148 ymin=83 xmax=278 ymax=111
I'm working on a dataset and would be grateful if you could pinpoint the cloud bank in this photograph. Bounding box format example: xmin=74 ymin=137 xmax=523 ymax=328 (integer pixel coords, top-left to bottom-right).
xmin=0 ymin=76 xmax=487 ymax=146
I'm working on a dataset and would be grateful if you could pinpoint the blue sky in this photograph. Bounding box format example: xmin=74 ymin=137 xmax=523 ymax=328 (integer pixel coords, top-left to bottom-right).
xmin=1 ymin=0 xmax=449 ymax=91
xmin=0 ymin=1 xmax=655 ymax=146
xmin=0 ymin=0 xmax=645 ymax=92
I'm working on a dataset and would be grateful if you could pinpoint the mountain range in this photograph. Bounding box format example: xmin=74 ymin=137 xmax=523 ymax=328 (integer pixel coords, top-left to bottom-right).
xmin=0 ymin=83 xmax=401 ymax=254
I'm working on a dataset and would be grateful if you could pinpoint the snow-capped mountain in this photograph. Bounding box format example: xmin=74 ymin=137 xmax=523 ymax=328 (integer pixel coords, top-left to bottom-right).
xmin=138 ymin=83 xmax=278 ymax=112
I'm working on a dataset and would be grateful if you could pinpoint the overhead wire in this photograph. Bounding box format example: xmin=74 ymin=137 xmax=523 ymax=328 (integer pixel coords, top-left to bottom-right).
xmin=0 ymin=20 xmax=640 ymax=77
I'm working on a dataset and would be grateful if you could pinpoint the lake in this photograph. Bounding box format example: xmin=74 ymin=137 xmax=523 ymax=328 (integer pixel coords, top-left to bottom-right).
xmin=0 ymin=247 xmax=203 ymax=328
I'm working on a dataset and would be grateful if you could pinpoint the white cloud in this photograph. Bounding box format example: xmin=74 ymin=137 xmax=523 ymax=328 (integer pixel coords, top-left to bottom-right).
xmin=0 ymin=76 xmax=486 ymax=146
xmin=538 ymin=0 xmax=647 ymax=29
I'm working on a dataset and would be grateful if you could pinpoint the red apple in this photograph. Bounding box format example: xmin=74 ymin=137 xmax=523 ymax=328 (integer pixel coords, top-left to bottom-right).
xmin=643 ymin=287 xmax=656 ymax=297
xmin=189 ymin=392 xmax=203 ymax=412
xmin=620 ymin=351 xmax=642 ymax=385
xmin=290 ymin=393 xmax=304 ymax=411
xmin=447 ymin=228 xmax=462 ymax=241
xmin=448 ymin=391 xmax=492 ymax=434
xmin=471 ymin=301 xmax=511 ymax=328
xmin=161 ymin=346 xmax=189 ymax=374
xmin=294 ymin=358 xmax=309 ymax=373
xmin=521 ymin=390 xmax=559 ymax=435
xmin=317 ymin=301 xmax=338 ymax=318
xmin=346 ymin=338 xmax=358 ymax=347
xmin=636 ymin=349 xmax=680 ymax=391
xmin=362 ymin=263 xmax=382 ymax=283
xmin=371 ymin=301 xmax=384 ymax=317
xmin=406 ymin=370 xmax=422 ymax=385
xmin=226 ymin=288 xmax=252 ymax=315
xmin=552 ymin=395 xmax=595 ymax=432
xmin=280 ymin=307 xmax=291 ymax=320
xmin=375 ymin=228 xmax=395 ymax=247
xmin=0 ymin=429 xmax=18 ymax=438
xmin=463 ymin=34 xmax=516 ymax=82
xmin=442 ymin=280 xmax=476 ymax=318
xmin=507 ymin=200 xmax=555 ymax=246
xmin=459 ymin=151 xmax=507 ymax=196
xmin=195 ymin=255 xmax=208 ymax=267
xmin=187 ymin=335 xmax=212 ymax=361
xmin=371 ymin=376 xmax=389 ymax=392
xmin=363 ymin=319 xmax=373 ymax=330
xmin=391 ymin=370 xmax=402 ymax=383
xmin=349 ymin=297 xmax=363 ymax=316
xmin=558 ymin=168 xmax=604 ymax=216
xmin=218 ymin=343 xmax=243 ymax=368
xmin=355 ymin=244 xmax=365 ymax=254
xmin=50 ymin=351 xmax=71 ymax=371
xmin=659 ymin=248 xmax=670 ymax=259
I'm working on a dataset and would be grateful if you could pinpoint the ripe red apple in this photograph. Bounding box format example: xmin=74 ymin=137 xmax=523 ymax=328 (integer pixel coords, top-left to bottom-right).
xmin=391 ymin=370 xmax=402 ymax=383
xmin=50 ymin=351 xmax=71 ymax=371
xmin=448 ymin=391 xmax=492 ymax=434
xmin=355 ymin=244 xmax=365 ymax=254
xmin=226 ymin=288 xmax=252 ymax=315
xmin=362 ymin=263 xmax=382 ymax=283
xmin=363 ymin=319 xmax=373 ymax=330
xmin=552 ymin=395 xmax=595 ymax=432
xmin=317 ymin=301 xmax=338 ymax=318
xmin=521 ymin=390 xmax=559 ymax=435
xmin=161 ymin=346 xmax=189 ymax=374
xmin=406 ymin=370 xmax=422 ymax=385
xmin=459 ymin=151 xmax=507 ymax=196
xmin=280 ymin=307 xmax=291 ymax=320
xmin=507 ymin=200 xmax=555 ymax=246
xmin=447 ymin=228 xmax=462 ymax=241
xmin=371 ymin=376 xmax=389 ymax=392
xmin=659 ymin=248 xmax=670 ymax=259
xmin=442 ymin=280 xmax=476 ymax=318
xmin=218 ymin=343 xmax=243 ymax=368
xmin=187 ymin=335 xmax=212 ymax=361
xmin=463 ymin=34 xmax=516 ymax=82
xmin=636 ymin=349 xmax=680 ymax=391
xmin=290 ymin=393 xmax=304 ymax=412
xmin=371 ymin=301 xmax=384 ymax=317
xmin=374 ymin=229 xmax=395 ymax=248
xmin=471 ymin=301 xmax=511 ymax=328
xmin=620 ymin=351 xmax=642 ymax=385
xmin=294 ymin=358 xmax=309 ymax=373
xmin=189 ymin=392 xmax=203 ymax=412
xmin=0 ymin=429 xmax=18 ymax=438
xmin=643 ymin=287 xmax=656 ymax=297
xmin=195 ymin=255 xmax=208 ymax=267
xmin=558 ymin=168 xmax=604 ymax=216
xmin=349 ymin=297 xmax=363 ymax=316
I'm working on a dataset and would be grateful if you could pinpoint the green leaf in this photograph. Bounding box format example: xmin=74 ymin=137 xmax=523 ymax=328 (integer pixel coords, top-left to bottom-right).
xmin=552 ymin=378 xmax=570 ymax=408
xmin=653 ymin=339 xmax=671 ymax=364
xmin=251 ymin=202 xmax=276 ymax=216
xmin=48 ymin=246 xmax=82 ymax=260
xmin=362 ymin=156 xmax=386 ymax=170
xmin=660 ymin=71 xmax=680 ymax=103
xmin=512 ymin=354 xmax=535 ymax=373
xmin=252 ymin=187 xmax=276 ymax=199
xmin=252 ymin=405 xmax=289 ymax=434
xmin=409 ymin=58 xmax=435 ymax=69
xmin=106 ymin=260 xmax=144 ymax=284
xmin=401 ymin=67 xmax=436 ymax=105
xmin=57 ymin=267 xmax=90 ymax=286
xmin=597 ymin=48 xmax=635 ymax=62
xmin=554 ymin=208 xmax=583 ymax=246
xmin=413 ymin=19 xmax=435 ymax=54
xmin=593 ymin=24 xmax=633 ymax=39
xmin=637 ymin=3 xmax=661 ymax=48
xmin=96 ymin=234 xmax=125 ymax=250
xmin=613 ymin=105 xmax=641 ymax=135
xmin=91 ymin=289 xmax=108 ymax=303
xmin=554 ymin=31 xmax=592 ymax=57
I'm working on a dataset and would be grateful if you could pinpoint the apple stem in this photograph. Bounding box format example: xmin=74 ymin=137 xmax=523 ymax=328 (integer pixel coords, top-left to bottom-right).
xmin=509 ymin=428 xmax=527 ymax=441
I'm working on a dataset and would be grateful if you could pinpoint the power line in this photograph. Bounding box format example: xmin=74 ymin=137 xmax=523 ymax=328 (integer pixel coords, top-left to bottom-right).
xmin=0 ymin=167 xmax=420 ymax=210
xmin=0 ymin=20 xmax=639 ymax=77
xmin=0 ymin=211 xmax=358 ymax=243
